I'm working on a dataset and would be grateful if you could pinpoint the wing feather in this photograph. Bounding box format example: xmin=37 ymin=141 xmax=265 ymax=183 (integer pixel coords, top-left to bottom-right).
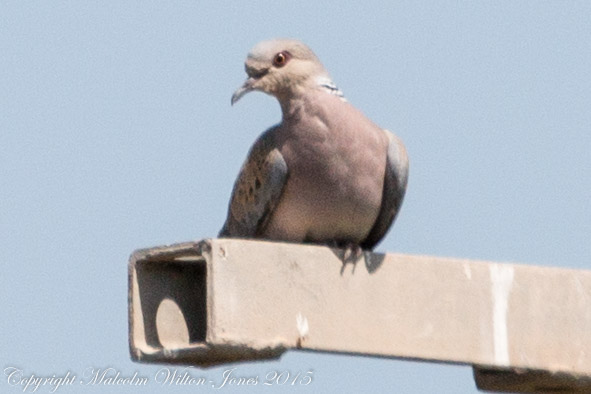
xmin=361 ymin=130 xmax=409 ymax=250
xmin=219 ymin=127 xmax=288 ymax=238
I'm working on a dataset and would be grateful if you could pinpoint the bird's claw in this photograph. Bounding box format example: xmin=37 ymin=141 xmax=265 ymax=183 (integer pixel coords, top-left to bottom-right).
xmin=343 ymin=243 xmax=363 ymax=262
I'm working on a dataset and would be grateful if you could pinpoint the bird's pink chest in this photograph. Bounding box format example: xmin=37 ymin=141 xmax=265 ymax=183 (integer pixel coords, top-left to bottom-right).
xmin=271 ymin=100 xmax=388 ymax=242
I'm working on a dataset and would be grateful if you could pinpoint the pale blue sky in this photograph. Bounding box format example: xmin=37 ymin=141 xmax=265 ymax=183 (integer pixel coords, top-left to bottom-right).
xmin=1 ymin=1 xmax=590 ymax=393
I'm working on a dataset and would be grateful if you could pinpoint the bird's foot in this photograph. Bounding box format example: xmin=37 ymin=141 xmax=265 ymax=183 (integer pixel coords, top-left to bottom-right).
xmin=342 ymin=243 xmax=363 ymax=262
xmin=337 ymin=242 xmax=364 ymax=275
xmin=325 ymin=241 xmax=365 ymax=274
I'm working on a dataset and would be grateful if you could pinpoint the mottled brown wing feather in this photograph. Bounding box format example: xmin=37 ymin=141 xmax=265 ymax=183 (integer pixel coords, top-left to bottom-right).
xmin=219 ymin=127 xmax=288 ymax=238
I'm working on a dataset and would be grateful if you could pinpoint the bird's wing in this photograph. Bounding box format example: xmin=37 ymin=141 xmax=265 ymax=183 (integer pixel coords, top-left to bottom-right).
xmin=361 ymin=130 xmax=409 ymax=250
xmin=219 ymin=127 xmax=288 ymax=238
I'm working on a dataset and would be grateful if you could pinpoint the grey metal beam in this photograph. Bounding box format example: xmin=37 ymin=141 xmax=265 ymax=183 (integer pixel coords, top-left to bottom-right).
xmin=128 ymin=239 xmax=591 ymax=392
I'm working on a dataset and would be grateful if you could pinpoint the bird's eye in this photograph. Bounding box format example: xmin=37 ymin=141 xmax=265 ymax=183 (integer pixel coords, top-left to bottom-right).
xmin=273 ymin=51 xmax=290 ymax=67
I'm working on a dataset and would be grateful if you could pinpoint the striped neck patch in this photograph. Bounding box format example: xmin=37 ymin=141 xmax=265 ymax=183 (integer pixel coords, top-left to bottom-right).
xmin=316 ymin=77 xmax=347 ymax=101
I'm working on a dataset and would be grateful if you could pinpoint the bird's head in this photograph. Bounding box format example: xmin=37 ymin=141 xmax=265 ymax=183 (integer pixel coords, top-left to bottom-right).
xmin=231 ymin=39 xmax=330 ymax=105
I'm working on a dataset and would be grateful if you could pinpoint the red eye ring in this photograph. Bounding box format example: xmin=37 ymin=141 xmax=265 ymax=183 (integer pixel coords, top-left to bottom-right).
xmin=273 ymin=51 xmax=290 ymax=67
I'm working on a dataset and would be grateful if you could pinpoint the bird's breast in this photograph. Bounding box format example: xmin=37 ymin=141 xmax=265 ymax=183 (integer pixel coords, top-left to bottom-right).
xmin=265 ymin=102 xmax=388 ymax=244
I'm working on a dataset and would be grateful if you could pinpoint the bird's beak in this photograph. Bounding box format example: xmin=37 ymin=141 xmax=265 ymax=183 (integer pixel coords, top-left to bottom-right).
xmin=231 ymin=77 xmax=256 ymax=105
